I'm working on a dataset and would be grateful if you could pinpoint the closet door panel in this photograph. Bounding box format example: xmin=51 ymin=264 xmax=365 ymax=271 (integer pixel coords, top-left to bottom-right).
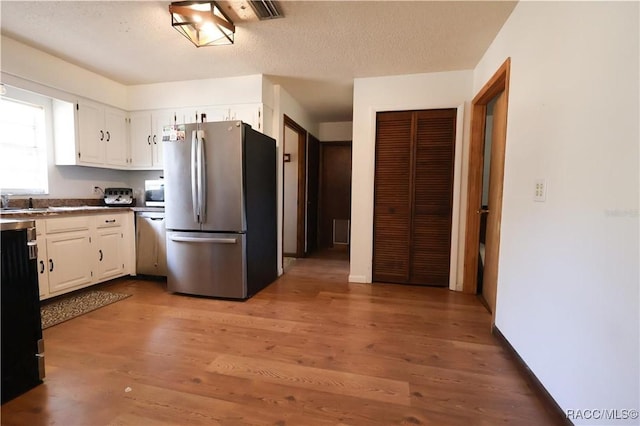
xmin=410 ymin=109 xmax=456 ymax=286
xmin=373 ymin=111 xmax=413 ymax=282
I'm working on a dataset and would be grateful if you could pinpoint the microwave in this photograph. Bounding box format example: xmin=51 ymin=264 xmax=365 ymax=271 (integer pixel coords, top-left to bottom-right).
xmin=144 ymin=180 xmax=165 ymax=207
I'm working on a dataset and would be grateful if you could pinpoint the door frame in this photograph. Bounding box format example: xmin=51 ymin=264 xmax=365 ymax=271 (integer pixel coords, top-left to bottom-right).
xmin=463 ymin=58 xmax=511 ymax=295
xmin=306 ymin=133 xmax=320 ymax=255
xmin=283 ymin=115 xmax=307 ymax=258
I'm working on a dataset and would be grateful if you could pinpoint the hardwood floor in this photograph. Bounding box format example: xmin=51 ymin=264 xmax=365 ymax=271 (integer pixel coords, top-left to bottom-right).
xmin=1 ymin=258 xmax=562 ymax=425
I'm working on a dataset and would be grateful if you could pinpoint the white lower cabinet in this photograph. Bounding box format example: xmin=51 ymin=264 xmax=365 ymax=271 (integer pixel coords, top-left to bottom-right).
xmin=37 ymin=212 xmax=134 ymax=300
xmin=46 ymin=230 xmax=93 ymax=294
xmin=94 ymin=215 xmax=126 ymax=281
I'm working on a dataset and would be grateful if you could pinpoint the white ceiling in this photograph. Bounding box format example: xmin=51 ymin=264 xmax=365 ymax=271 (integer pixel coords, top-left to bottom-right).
xmin=0 ymin=1 xmax=517 ymax=122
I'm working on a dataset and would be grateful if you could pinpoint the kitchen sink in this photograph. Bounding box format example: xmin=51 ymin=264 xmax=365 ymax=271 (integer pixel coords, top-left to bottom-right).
xmin=0 ymin=208 xmax=50 ymax=213
xmin=47 ymin=206 xmax=107 ymax=211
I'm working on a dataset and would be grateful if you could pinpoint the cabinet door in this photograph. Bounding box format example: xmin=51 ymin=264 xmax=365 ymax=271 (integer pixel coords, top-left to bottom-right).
xmin=104 ymin=108 xmax=128 ymax=167
xmin=46 ymin=231 xmax=93 ymax=294
xmin=95 ymin=228 xmax=124 ymax=281
xmin=36 ymin=235 xmax=49 ymax=299
xmin=152 ymin=110 xmax=177 ymax=169
xmin=76 ymin=100 xmax=104 ymax=164
xmin=232 ymin=104 xmax=261 ymax=130
xmin=130 ymin=111 xmax=153 ymax=168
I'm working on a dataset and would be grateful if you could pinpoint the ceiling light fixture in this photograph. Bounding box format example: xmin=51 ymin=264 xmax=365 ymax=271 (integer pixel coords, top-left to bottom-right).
xmin=169 ymin=1 xmax=235 ymax=47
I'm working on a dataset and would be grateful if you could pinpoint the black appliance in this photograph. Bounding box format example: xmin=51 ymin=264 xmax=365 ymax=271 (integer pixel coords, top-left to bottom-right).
xmin=1 ymin=219 xmax=45 ymax=404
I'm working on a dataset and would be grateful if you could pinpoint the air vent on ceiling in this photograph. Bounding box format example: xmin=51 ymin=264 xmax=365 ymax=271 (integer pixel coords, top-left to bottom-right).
xmin=248 ymin=0 xmax=283 ymax=20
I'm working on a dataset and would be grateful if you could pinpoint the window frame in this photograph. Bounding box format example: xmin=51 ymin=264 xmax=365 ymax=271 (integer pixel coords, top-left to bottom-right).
xmin=0 ymin=85 xmax=52 ymax=195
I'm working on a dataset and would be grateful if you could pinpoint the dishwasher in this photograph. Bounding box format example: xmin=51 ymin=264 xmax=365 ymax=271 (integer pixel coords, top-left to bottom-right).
xmin=135 ymin=211 xmax=167 ymax=276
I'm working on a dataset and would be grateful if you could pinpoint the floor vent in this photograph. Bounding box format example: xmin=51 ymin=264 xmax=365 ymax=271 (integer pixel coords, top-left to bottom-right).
xmin=249 ymin=0 xmax=283 ymax=20
xmin=333 ymin=219 xmax=350 ymax=245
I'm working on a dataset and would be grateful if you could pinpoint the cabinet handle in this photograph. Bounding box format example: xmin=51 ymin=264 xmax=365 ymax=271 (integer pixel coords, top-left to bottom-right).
xmin=147 ymin=135 xmax=151 ymax=145
xmin=100 ymin=130 xmax=104 ymax=141
xmin=49 ymin=259 xmax=54 ymax=272
xmin=106 ymin=131 xmax=111 ymax=142
xmin=99 ymin=249 xmax=103 ymax=261
xmin=40 ymin=260 xmax=45 ymax=274
xmin=105 ymin=219 xmax=116 ymax=223
xmin=153 ymin=135 xmax=157 ymax=144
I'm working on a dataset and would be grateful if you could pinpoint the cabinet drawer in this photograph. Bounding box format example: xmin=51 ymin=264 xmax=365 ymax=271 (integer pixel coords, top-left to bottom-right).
xmin=95 ymin=214 xmax=124 ymax=228
xmin=45 ymin=216 xmax=91 ymax=234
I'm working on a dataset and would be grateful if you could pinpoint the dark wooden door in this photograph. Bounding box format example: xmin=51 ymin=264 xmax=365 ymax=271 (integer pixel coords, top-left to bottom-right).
xmin=319 ymin=142 xmax=352 ymax=249
xmin=306 ymin=134 xmax=320 ymax=254
xmin=373 ymin=109 xmax=456 ymax=286
xmin=372 ymin=112 xmax=413 ymax=282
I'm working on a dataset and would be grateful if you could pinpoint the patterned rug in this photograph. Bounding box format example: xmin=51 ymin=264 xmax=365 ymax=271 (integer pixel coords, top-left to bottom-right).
xmin=41 ymin=290 xmax=131 ymax=329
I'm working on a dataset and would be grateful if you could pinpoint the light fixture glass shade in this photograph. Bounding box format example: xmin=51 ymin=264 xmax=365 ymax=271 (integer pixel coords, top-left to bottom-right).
xmin=169 ymin=1 xmax=235 ymax=47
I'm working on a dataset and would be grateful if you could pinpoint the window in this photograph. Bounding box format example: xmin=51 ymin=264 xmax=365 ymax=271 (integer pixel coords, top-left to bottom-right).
xmin=0 ymin=88 xmax=49 ymax=194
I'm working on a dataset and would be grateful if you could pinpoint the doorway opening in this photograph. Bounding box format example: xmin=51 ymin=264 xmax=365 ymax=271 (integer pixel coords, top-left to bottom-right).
xmin=463 ymin=58 xmax=511 ymax=320
xmin=315 ymin=141 xmax=352 ymax=262
xmin=282 ymin=115 xmax=307 ymax=259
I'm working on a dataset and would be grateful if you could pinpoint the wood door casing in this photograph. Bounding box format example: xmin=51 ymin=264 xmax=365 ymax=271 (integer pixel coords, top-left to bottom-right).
xmin=462 ymin=58 xmax=511 ymax=323
xmin=306 ymin=134 xmax=320 ymax=254
xmin=282 ymin=115 xmax=307 ymax=258
xmin=482 ymin=90 xmax=507 ymax=313
xmin=373 ymin=109 xmax=456 ymax=286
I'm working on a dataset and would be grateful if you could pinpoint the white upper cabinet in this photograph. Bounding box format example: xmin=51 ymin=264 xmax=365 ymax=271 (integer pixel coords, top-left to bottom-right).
xmin=56 ymin=98 xmax=128 ymax=168
xmin=129 ymin=111 xmax=154 ymax=169
xmin=129 ymin=110 xmax=176 ymax=170
xmin=179 ymin=104 xmax=263 ymax=130
xmin=55 ymin=99 xmax=266 ymax=171
xmin=104 ymin=107 xmax=128 ymax=167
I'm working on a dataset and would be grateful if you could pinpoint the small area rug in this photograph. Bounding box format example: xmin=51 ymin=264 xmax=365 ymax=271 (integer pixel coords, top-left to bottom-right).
xmin=41 ymin=290 xmax=131 ymax=329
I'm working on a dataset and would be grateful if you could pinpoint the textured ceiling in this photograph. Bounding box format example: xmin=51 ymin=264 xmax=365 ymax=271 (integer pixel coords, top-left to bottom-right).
xmin=0 ymin=1 xmax=517 ymax=122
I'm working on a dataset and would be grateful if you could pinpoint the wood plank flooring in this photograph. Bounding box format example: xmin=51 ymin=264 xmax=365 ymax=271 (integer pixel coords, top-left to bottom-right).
xmin=1 ymin=256 xmax=563 ymax=425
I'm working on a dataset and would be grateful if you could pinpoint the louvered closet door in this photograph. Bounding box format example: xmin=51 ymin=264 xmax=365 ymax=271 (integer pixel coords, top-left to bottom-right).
xmin=373 ymin=111 xmax=413 ymax=282
xmin=410 ymin=109 xmax=456 ymax=286
xmin=373 ymin=109 xmax=456 ymax=286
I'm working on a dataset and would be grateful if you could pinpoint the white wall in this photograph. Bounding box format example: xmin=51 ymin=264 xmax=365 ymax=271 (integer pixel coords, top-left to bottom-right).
xmin=474 ymin=2 xmax=639 ymax=423
xmin=349 ymin=70 xmax=472 ymax=285
xmin=282 ymin=125 xmax=299 ymax=254
xmin=272 ymin=85 xmax=319 ymax=273
xmin=1 ymin=36 xmax=128 ymax=109
xmin=127 ymin=75 xmax=263 ymax=111
xmin=1 ymin=37 xmax=136 ymax=199
xmin=319 ymin=121 xmax=353 ymax=142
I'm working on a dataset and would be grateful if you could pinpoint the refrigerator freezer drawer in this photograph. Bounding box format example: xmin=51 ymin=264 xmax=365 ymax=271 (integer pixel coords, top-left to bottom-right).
xmin=166 ymin=231 xmax=247 ymax=299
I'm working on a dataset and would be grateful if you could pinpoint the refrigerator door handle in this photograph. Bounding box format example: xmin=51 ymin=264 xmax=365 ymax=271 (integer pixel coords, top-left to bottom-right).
xmin=198 ymin=132 xmax=207 ymax=223
xmin=190 ymin=131 xmax=199 ymax=223
xmin=170 ymin=235 xmax=238 ymax=244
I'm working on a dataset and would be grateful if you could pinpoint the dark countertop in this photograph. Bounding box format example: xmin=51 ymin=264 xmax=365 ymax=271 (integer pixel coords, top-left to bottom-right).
xmin=0 ymin=206 xmax=135 ymax=218
xmin=130 ymin=207 xmax=165 ymax=213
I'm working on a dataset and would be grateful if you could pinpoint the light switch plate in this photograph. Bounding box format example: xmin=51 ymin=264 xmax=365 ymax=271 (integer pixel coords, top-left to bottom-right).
xmin=534 ymin=178 xmax=546 ymax=202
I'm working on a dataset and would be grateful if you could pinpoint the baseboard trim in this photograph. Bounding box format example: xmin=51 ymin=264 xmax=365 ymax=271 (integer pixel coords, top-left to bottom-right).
xmin=348 ymin=274 xmax=368 ymax=283
xmin=492 ymin=325 xmax=573 ymax=426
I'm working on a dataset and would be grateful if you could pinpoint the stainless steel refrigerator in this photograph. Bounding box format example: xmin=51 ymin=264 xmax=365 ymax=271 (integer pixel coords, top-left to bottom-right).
xmin=164 ymin=120 xmax=277 ymax=299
